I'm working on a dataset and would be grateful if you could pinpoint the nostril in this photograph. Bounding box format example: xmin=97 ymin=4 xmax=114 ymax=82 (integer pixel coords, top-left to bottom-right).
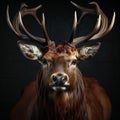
xmin=53 ymin=76 xmax=58 ymax=82
xmin=61 ymin=76 xmax=67 ymax=82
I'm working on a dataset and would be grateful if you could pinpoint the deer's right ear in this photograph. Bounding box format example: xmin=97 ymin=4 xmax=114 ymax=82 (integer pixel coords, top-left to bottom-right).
xmin=17 ymin=41 xmax=43 ymax=60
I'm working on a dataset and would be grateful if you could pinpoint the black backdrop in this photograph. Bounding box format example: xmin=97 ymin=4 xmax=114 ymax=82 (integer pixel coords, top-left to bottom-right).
xmin=0 ymin=0 xmax=119 ymax=120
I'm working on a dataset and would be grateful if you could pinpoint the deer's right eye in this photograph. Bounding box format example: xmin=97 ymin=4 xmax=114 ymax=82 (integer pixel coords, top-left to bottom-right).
xmin=42 ymin=59 xmax=53 ymax=66
xmin=42 ymin=59 xmax=48 ymax=64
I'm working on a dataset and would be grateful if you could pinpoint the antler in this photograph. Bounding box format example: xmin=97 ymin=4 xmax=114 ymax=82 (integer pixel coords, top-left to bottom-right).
xmin=69 ymin=1 xmax=116 ymax=46
xmin=7 ymin=3 xmax=53 ymax=46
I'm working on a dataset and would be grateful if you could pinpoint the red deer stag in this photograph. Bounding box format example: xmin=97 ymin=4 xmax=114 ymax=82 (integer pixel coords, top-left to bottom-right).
xmin=7 ymin=1 xmax=115 ymax=120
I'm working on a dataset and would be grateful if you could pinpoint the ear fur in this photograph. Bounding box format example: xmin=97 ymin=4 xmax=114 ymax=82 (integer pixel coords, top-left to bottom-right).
xmin=17 ymin=41 xmax=43 ymax=60
xmin=77 ymin=42 xmax=101 ymax=60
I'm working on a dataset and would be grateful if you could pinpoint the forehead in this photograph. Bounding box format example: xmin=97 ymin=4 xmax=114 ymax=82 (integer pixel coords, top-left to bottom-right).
xmin=44 ymin=44 xmax=77 ymax=59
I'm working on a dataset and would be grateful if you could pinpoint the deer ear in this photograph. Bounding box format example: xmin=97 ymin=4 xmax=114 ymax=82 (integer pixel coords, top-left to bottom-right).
xmin=77 ymin=42 xmax=101 ymax=60
xmin=17 ymin=41 xmax=43 ymax=60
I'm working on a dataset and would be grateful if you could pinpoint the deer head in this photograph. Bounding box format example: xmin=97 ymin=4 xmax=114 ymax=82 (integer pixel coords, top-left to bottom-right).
xmin=7 ymin=1 xmax=115 ymax=93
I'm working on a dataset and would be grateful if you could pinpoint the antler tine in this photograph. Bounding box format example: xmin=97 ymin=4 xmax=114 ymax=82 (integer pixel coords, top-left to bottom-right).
xmin=89 ymin=2 xmax=116 ymax=40
xmin=68 ymin=11 xmax=77 ymax=44
xmin=18 ymin=3 xmax=46 ymax=43
xmin=70 ymin=1 xmax=95 ymax=25
xmin=69 ymin=1 xmax=116 ymax=46
xmin=70 ymin=1 xmax=95 ymax=14
xmin=18 ymin=3 xmax=42 ymax=26
xmin=19 ymin=4 xmax=53 ymax=45
xmin=18 ymin=11 xmax=45 ymax=43
xmin=42 ymin=13 xmax=52 ymax=45
xmin=7 ymin=3 xmax=52 ymax=46
xmin=69 ymin=1 xmax=99 ymax=45
xmin=7 ymin=5 xmax=27 ymax=39
xmin=19 ymin=11 xmax=52 ymax=45
xmin=72 ymin=14 xmax=101 ymax=46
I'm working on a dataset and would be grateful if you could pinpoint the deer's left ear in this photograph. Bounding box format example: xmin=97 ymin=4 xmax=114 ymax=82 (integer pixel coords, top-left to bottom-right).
xmin=77 ymin=42 xmax=101 ymax=60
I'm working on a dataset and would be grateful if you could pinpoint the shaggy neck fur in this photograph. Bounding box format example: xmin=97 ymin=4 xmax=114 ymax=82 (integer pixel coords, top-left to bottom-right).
xmin=32 ymin=67 xmax=88 ymax=120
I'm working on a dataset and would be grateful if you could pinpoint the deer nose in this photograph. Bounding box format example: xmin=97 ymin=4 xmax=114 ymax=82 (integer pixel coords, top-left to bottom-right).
xmin=52 ymin=73 xmax=68 ymax=86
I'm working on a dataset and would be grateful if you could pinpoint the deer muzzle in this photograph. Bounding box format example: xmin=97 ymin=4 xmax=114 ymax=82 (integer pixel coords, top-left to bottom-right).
xmin=50 ymin=73 xmax=70 ymax=92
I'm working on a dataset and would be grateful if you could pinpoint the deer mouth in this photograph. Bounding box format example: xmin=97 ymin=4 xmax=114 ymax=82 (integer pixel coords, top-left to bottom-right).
xmin=50 ymin=85 xmax=70 ymax=92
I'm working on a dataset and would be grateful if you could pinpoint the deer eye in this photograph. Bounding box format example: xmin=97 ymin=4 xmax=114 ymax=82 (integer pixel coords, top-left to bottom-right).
xmin=42 ymin=58 xmax=53 ymax=66
xmin=42 ymin=58 xmax=48 ymax=64
xmin=71 ymin=59 xmax=77 ymax=65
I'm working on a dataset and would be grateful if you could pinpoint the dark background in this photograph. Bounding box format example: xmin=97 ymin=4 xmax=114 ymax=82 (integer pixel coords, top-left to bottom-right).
xmin=0 ymin=0 xmax=119 ymax=120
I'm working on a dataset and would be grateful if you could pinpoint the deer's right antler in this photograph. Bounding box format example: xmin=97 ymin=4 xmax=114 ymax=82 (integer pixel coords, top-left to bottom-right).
xmin=7 ymin=3 xmax=53 ymax=46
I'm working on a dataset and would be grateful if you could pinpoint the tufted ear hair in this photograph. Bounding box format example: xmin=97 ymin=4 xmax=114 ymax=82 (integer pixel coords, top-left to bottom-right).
xmin=17 ymin=41 xmax=43 ymax=60
xmin=77 ymin=42 xmax=101 ymax=60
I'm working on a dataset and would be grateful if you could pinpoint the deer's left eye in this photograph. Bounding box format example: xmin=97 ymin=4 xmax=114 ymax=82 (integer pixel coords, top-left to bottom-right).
xmin=71 ymin=59 xmax=77 ymax=65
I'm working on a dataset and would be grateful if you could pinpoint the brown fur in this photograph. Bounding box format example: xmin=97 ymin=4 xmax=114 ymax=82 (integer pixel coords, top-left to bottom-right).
xmin=10 ymin=68 xmax=111 ymax=120
xmin=10 ymin=43 xmax=111 ymax=120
